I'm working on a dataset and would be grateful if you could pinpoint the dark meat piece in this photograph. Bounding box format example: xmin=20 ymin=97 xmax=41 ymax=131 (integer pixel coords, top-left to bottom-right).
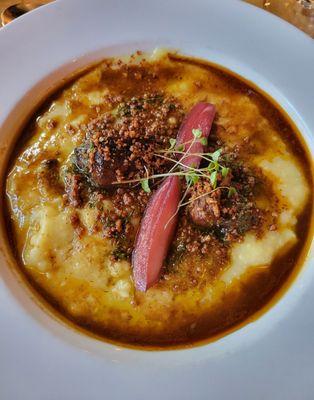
xmin=71 ymin=93 xmax=184 ymax=190
xmin=189 ymin=196 xmax=220 ymax=228
xmin=188 ymin=181 xmax=221 ymax=228
xmin=73 ymin=143 xmax=124 ymax=187
xmin=92 ymin=150 xmax=118 ymax=186
xmin=189 ymin=194 xmax=221 ymax=228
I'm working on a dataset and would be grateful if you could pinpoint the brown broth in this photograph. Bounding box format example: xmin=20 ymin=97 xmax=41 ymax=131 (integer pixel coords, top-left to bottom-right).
xmin=2 ymin=52 xmax=313 ymax=349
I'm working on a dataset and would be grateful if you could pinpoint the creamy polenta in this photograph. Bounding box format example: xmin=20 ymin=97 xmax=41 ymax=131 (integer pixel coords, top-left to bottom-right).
xmin=5 ymin=50 xmax=313 ymax=347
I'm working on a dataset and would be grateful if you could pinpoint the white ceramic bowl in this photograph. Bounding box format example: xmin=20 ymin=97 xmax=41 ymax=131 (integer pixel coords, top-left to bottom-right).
xmin=0 ymin=0 xmax=313 ymax=399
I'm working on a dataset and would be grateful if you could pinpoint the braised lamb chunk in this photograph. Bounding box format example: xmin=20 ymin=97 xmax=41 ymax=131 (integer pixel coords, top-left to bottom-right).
xmin=71 ymin=93 xmax=184 ymax=189
xmin=188 ymin=181 xmax=221 ymax=228
xmin=73 ymin=142 xmax=124 ymax=187
xmin=186 ymin=159 xmax=266 ymax=243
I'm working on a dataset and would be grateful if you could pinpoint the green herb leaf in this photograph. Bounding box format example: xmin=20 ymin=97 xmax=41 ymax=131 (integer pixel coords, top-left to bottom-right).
xmin=221 ymin=166 xmax=229 ymax=178
xmin=185 ymin=172 xmax=199 ymax=186
xmin=200 ymin=137 xmax=208 ymax=146
xmin=192 ymin=128 xmax=202 ymax=138
xmin=210 ymin=171 xmax=218 ymax=188
xmin=185 ymin=175 xmax=192 ymax=186
xmin=228 ymin=186 xmax=237 ymax=197
xmin=141 ymin=179 xmax=151 ymax=193
xmin=207 ymin=161 xmax=216 ymax=171
xmin=169 ymin=138 xmax=176 ymax=150
xmin=177 ymin=144 xmax=184 ymax=152
xmin=211 ymin=149 xmax=222 ymax=162
xmin=191 ymin=174 xmax=199 ymax=185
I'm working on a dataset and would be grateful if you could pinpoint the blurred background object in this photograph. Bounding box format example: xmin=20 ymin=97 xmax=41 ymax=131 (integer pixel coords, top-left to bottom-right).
xmin=0 ymin=0 xmax=313 ymax=37
xmin=1 ymin=0 xmax=52 ymax=26
xmin=245 ymin=0 xmax=314 ymax=37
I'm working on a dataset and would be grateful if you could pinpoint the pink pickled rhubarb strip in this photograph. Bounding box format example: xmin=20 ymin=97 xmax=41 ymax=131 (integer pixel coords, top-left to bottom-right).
xmin=132 ymin=102 xmax=216 ymax=291
xmin=176 ymin=102 xmax=216 ymax=168
xmin=132 ymin=176 xmax=181 ymax=291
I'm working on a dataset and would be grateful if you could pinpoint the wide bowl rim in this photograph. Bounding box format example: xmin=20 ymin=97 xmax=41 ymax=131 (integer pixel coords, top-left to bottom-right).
xmin=0 ymin=0 xmax=313 ymax=368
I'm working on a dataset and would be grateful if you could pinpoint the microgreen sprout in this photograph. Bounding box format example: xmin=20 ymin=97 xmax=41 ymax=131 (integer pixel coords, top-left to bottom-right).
xmin=112 ymin=130 xmax=237 ymax=211
xmin=192 ymin=128 xmax=202 ymax=138
xmin=228 ymin=186 xmax=237 ymax=198
xmin=210 ymin=170 xmax=218 ymax=189
xmin=141 ymin=166 xmax=151 ymax=193
xmin=169 ymin=138 xmax=176 ymax=150
xmin=222 ymin=166 xmax=229 ymax=178
xmin=200 ymin=137 xmax=208 ymax=146
xmin=141 ymin=179 xmax=151 ymax=193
